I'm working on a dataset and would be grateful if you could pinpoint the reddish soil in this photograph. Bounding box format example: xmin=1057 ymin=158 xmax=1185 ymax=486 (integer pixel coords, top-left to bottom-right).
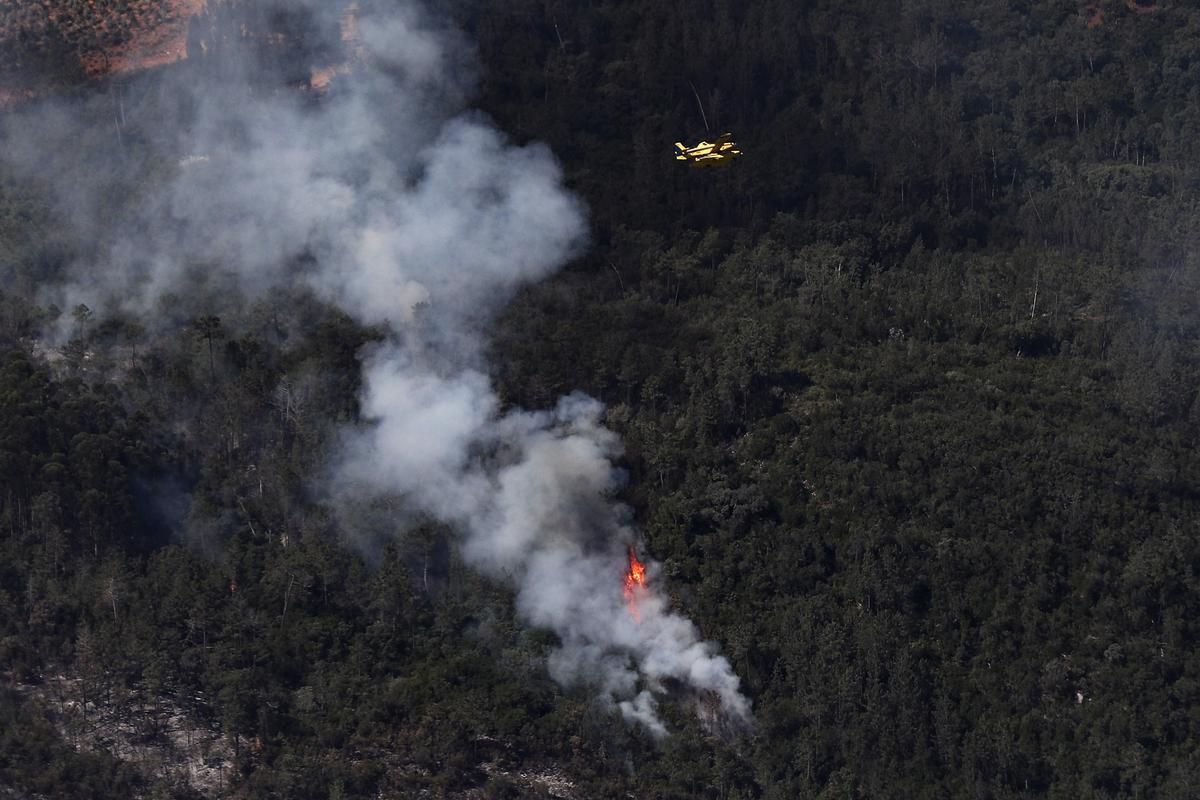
xmin=1 ymin=1 xmax=361 ymax=106
xmin=82 ymin=0 xmax=207 ymax=76
xmin=1084 ymin=0 xmax=1161 ymax=28
xmin=310 ymin=3 xmax=361 ymax=93
xmin=0 ymin=0 xmax=206 ymax=106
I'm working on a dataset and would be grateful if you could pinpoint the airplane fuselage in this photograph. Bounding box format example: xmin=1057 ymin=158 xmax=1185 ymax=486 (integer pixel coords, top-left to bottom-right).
xmin=675 ymin=137 xmax=742 ymax=167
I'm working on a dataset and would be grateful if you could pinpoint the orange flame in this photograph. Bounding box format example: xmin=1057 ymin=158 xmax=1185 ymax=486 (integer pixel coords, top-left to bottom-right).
xmin=623 ymin=547 xmax=647 ymax=620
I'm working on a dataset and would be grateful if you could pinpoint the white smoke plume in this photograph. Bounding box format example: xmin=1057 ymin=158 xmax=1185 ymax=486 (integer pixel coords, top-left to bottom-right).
xmin=1 ymin=0 xmax=749 ymax=733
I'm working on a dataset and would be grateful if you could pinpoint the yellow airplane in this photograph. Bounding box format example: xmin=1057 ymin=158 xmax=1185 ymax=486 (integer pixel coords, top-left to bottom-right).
xmin=674 ymin=133 xmax=742 ymax=167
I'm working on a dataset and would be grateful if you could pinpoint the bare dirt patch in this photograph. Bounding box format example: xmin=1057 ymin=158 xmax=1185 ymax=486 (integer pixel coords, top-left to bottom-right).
xmin=0 ymin=0 xmax=206 ymax=106
xmin=1082 ymin=0 xmax=1160 ymax=28
xmin=84 ymin=0 xmax=207 ymax=76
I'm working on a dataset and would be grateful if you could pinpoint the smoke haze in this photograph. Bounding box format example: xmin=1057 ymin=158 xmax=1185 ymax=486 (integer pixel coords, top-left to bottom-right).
xmin=1 ymin=0 xmax=749 ymax=734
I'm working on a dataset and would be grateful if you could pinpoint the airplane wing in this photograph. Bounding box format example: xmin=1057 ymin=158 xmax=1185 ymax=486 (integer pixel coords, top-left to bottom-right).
xmin=673 ymin=135 xmax=739 ymax=163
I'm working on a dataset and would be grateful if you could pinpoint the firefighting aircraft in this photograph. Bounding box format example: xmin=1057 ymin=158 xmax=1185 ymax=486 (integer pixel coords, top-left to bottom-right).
xmin=673 ymin=132 xmax=742 ymax=167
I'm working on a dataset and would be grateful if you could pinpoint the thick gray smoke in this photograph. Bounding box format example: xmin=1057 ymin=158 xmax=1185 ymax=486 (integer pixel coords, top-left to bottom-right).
xmin=2 ymin=0 xmax=749 ymax=734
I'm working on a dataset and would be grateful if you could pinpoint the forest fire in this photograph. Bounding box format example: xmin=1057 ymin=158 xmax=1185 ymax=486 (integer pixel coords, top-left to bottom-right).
xmin=623 ymin=547 xmax=647 ymax=620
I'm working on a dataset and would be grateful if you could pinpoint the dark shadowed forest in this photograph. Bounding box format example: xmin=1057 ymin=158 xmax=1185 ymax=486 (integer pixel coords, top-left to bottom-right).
xmin=2 ymin=1 xmax=1200 ymax=798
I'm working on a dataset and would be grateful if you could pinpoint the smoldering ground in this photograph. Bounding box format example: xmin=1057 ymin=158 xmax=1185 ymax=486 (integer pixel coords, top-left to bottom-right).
xmin=0 ymin=0 xmax=750 ymax=734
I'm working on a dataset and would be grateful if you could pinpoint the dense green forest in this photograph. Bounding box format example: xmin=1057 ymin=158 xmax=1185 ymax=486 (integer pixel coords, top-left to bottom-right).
xmin=3 ymin=0 xmax=1200 ymax=797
